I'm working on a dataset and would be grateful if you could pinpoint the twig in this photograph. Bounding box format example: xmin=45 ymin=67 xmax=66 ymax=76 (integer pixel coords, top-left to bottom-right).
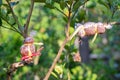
xmin=7 ymin=61 xmax=28 ymax=80
xmin=43 ymin=38 xmax=68 ymax=80
xmin=1 ymin=17 xmax=22 ymax=35
xmin=44 ymin=26 xmax=83 ymax=79
xmin=71 ymin=0 xmax=89 ymax=20
xmin=43 ymin=20 xmax=120 ymax=79
xmin=65 ymin=0 xmax=73 ymax=38
xmin=44 ymin=2 xmax=74 ymax=80
xmin=54 ymin=7 xmax=67 ymax=17
xmin=6 ymin=0 xmax=22 ymax=34
xmin=1 ymin=25 xmax=22 ymax=35
xmin=24 ymin=0 xmax=35 ymax=38
xmin=110 ymin=22 xmax=120 ymax=25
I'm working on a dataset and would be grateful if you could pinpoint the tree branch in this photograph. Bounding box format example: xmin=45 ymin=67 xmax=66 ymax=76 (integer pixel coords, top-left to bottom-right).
xmin=43 ymin=38 xmax=68 ymax=80
xmin=1 ymin=17 xmax=22 ymax=35
xmin=6 ymin=0 xmax=22 ymax=34
xmin=7 ymin=61 xmax=28 ymax=80
xmin=110 ymin=22 xmax=120 ymax=25
xmin=44 ymin=2 xmax=75 ymax=80
xmin=71 ymin=0 xmax=89 ymax=20
xmin=65 ymin=0 xmax=73 ymax=38
xmin=24 ymin=0 xmax=35 ymax=38
xmin=1 ymin=25 xmax=22 ymax=35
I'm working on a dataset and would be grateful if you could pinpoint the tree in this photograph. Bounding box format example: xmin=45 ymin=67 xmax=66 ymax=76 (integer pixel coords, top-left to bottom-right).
xmin=0 ymin=0 xmax=120 ymax=80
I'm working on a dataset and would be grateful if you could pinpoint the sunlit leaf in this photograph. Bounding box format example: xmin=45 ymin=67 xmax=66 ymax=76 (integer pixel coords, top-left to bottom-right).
xmin=51 ymin=72 xmax=59 ymax=79
xmin=86 ymin=1 xmax=96 ymax=8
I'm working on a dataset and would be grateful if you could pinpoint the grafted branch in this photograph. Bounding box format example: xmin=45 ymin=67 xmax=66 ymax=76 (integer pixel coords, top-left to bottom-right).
xmin=7 ymin=61 xmax=27 ymax=80
xmin=6 ymin=0 xmax=35 ymax=80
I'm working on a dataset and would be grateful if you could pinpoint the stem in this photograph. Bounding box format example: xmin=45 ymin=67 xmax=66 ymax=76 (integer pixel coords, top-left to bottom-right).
xmin=24 ymin=0 xmax=35 ymax=38
xmin=71 ymin=0 xmax=89 ymax=20
xmin=0 ymin=16 xmax=22 ymax=36
xmin=110 ymin=22 xmax=120 ymax=25
xmin=44 ymin=2 xmax=75 ymax=80
xmin=6 ymin=0 xmax=22 ymax=34
xmin=66 ymin=9 xmax=71 ymax=38
xmin=54 ymin=7 xmax=67 ymax=17
xmin=1 ymin=17 xmax=22 ymax=35
xmin=44 ymin=38 xmax=68 ymax=80
xmin=44 ymin=26 xmax=83 ymax=79
xmin=65 ymin=0 xmax=73 ymax=38
xmin=7 ymin=61 xmax=27 ymax=80
xmin=1 ymin=25 xmax=22 ymax=35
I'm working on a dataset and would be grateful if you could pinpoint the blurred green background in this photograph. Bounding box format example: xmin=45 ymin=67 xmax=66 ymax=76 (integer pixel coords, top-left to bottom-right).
xmin=0 ymin=0 xmax=120 ymax=80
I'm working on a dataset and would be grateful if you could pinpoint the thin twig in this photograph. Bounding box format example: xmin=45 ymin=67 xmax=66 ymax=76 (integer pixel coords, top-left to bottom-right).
xmin=54 ymin=7 xmax=68 ymax=17
xmin=44 ymin=26 xmax=82 ymax=79
xmin=24 ymin=0 xmax=35 ymax=38
xmin=110 ymin=22 xmax=120 ymax=25
xmin=65 ymin=0 xmax=73 ymax=38
xmin=44 ymin=2 xmax=74 ymax=80
xmin=6 ymin=0 xmax=22 ymax=33
xmin=1 ymin=17 xmax=22 ymax=35
xmin=44 ymin=38 xmax=68 ymax=80
xmin=1 ymin=25 xmax=22 ymax=35
xmin=71 ymin=0 xmax=89 ymax=20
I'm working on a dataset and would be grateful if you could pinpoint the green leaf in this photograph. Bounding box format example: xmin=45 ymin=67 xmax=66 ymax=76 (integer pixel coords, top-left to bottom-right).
xmin=8 ymin=16 xmax=15 ymax=26
xmin=60 ymin=1 xmax=66 ymax=10
xmin=86 ymin=1 xmax=96 ymax=8
xmin=98 ymin=0 xmax=109 ymax=9
xmin=73 ymin=0 xmax=82 ymax=11
xmin=51 ymin=72 xmax=59 ymax=79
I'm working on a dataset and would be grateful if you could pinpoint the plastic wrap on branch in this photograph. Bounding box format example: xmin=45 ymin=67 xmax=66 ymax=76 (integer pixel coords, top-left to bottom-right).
xmin=70 ymin=22 xmax=112 ymax=40
xmin=20 ymin=36 xmax=43 ymax=63
xmin=76 ymin=22 xmax=112 ymax=37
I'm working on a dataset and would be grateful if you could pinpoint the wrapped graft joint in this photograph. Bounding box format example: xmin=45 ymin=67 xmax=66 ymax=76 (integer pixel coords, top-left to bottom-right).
xmin=70 ymin=22 xmax=112 ymax=40
xmin=20 ymin=37 xmax=43 ymax=63
xmin=76 ymin=22 xmax=112 ymax=37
